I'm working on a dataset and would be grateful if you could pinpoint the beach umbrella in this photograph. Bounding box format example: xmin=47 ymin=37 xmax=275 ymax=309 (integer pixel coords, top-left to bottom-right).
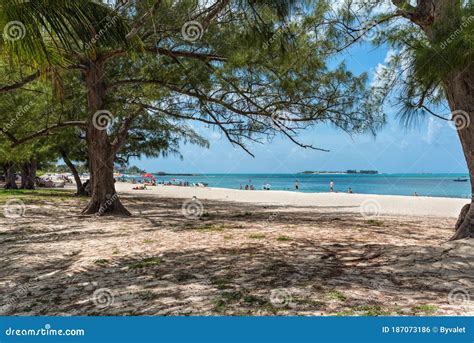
xmin=142 ymin=173 xmax=154 ymax=178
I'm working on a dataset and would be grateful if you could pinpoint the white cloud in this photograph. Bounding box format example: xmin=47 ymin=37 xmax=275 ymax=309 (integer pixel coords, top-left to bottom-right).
xmin=423 ymin=117 xmax=442 ymax=144
xmin=370 ymin=48 xmax=398 ymax=89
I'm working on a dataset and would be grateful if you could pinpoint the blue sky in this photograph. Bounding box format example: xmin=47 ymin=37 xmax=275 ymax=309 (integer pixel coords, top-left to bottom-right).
xmin=131 ymin=44 xmax=467 ymax=174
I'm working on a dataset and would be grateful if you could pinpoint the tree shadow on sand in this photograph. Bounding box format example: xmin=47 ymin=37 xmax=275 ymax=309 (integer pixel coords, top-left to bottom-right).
xmin=0 ymin=194 xmax=472 ymax=316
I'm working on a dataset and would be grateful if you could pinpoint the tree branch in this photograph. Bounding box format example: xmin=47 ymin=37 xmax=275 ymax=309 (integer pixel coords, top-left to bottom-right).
xmin=5 ymin=121 xmax=87 ymax=147
xmin=0 ymin=71 xmax=40 ymax=94
xmin=111 ymin=107 xmax=144 ymax=152
xmin=102 ymin=47 xmax=226 ymax=62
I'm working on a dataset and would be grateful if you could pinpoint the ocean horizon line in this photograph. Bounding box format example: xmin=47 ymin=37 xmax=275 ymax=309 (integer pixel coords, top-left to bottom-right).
xmin=138 ymin=172 xmax=469 ymax=176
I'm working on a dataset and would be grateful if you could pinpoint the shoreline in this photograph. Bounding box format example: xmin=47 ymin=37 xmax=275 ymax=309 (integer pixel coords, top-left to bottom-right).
xmin=115 ymin=182 xmax=467 ymax=218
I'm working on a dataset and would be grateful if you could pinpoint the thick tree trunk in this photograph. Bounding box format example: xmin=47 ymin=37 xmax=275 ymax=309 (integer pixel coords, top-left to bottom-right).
xmin=81 ymin=62 xmax=130 ymax=216
xmin=20 ymin=159 xmax=37 ymax=189
xmin=4 ymin=163 xmax=18 ymax=189
xmin=61 ymin=150 xmax=86 ymax=196
xmin=444 ymin=64 xmax=474 ymax=240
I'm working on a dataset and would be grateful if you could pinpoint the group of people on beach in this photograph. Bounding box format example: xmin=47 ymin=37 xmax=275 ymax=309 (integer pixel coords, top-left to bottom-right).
xmin=240 ymin=181 xmax=255 ymax=190
xmin=240 ymin=184 xmax=255 ymax=190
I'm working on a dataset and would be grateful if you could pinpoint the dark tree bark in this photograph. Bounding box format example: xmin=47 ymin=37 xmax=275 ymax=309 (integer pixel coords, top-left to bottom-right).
xmin=20 ymin=159 xmax=37 ymax=189
xmin=3 ymin=162 xmax=18 ymax=189
xmin=81 ymin=61 xmax=130 ymax=216
xmin=444 ymin=64 xmax=474 ymax=240
xmin=60 ymin=150 xmax=86 ymax=196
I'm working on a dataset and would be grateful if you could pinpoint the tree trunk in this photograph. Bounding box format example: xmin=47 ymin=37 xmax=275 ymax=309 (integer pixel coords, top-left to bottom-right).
xmin=4 ymin=162 xmax=18 ymax=189
xmin=81 ymin=61 xmax=130 ymax=216
xmin=20 ymin=159 xmax=37 ymax=189
xmin=444 ymin=64 xmax=474 ymax=240
xmin=61 ymin=150 xmax=86 ymax=196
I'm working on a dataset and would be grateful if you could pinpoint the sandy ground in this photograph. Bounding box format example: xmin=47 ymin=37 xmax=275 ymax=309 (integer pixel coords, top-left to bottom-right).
xmin=0 ymin=187 xmax=473 ymax=316
xmin=116 ymin=183 xmax=468 ymax=218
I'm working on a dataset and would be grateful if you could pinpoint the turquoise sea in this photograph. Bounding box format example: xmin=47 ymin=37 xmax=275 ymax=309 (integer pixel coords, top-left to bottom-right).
xmin=126 ymin=173 xmax=472 ymax=199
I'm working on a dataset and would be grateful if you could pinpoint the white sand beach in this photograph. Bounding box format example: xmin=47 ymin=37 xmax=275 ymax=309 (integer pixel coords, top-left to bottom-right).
xmin=115 ymin=182 xmax=467 ymax=218
xmin=2 ymin=185 xmax=473 ymax=316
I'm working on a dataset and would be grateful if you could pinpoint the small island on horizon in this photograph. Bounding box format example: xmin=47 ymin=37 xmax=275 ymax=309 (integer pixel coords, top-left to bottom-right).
xmin=299 ymin=170 xmax=379 ymax=175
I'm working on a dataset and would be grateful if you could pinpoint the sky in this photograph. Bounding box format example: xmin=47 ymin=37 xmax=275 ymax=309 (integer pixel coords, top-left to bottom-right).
xmin=130 ymin=43 xmax=467 ymax=175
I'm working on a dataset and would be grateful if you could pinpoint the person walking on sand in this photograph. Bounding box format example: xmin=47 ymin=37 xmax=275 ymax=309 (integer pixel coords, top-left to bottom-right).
xmin=329 ymin=180 xmax=334 ymax=192
xmin=295 ymin=178 xmax=299 ymax=192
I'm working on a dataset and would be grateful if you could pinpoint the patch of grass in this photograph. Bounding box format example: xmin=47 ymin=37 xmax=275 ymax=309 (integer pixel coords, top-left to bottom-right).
xmin=248 ymin=233 xmax=265 ymax=239
xmin=243 ymin=295 xmax=267 ymax=306
xmin=213 ymin=291 xmax=272 ymax=314
xmin=212 ymin=291 xmax=243 ymax=313
xmin=254 ymin=304 xmax=282 ymax=315
xmin=221 ymin=291 xmax=243 ymax=302
xmin=276 ymin=235 xmax=292 ymax=242
xmin=212 ymin=277 xmax=233 ymax=290
xmin=143 ymin=239 xmax=155 ymax=244
xmin=336 ymin=309 xmax=355 ymax=316
xmin=365 ymin=219 xmax=384 ymax=226
xmin=0 ymin=189 xmax=74 ymax=200
xmin=141 ymin=291 xmax=158 ymax=300
xmin=212 ymin=299 xmax=228 ymax=313
xmin=354 ymin=304 xmax=391 ymax=316
xmin=232 ymin=211 xmax=253 ymax=217
xmin=94 ymin=259 xmax=109 ymax=266
xmin=293 ymin=297 xmax=323 ymax=308
xmin=129 ymin=257 xmax=161 ymax=269
xmin=223 ymin=235 xmax=234 ymax=240
xmin=212 ymin=291 xmax=244 ymax=313
xmin=195 ymin=224 xmax=225 ymax=232
xmin=412 ymin=304 xmax=437 ymax=314
xmin=326 ymin=290 xmax=347 ymax=302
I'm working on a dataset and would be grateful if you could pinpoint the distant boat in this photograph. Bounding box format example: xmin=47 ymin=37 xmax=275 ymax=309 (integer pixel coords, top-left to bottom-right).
xmin=453 ymin=178 xmax=468 ymax=182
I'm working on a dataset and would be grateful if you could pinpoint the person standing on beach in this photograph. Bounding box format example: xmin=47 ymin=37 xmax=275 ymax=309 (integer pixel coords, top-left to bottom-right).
xmin=295 ymin=178 xmax=299 ymax=192
xmin=329 ymin=180 xmax=334 ymax=192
